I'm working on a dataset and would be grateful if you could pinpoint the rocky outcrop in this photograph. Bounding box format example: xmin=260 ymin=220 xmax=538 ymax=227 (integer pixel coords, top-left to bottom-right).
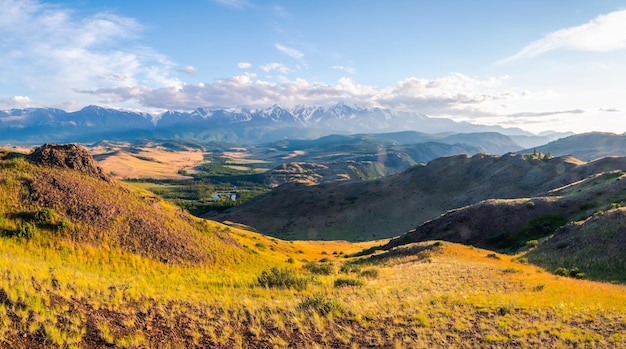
xmin=28 ymin=143 xmax=110 ymax=182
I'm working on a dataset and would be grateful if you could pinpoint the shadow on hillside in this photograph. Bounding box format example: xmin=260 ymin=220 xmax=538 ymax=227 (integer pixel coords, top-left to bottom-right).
xmin=345 ymin=242 xmax=442 ymax=268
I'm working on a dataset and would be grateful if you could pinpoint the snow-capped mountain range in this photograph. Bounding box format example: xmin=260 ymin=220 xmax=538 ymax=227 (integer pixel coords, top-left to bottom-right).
xmin=0 ymin=103 xmax=549 ymax=144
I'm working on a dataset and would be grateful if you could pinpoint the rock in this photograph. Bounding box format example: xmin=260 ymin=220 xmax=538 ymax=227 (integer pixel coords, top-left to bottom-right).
xmin=28 ymin=143 xmax=110 ymax=181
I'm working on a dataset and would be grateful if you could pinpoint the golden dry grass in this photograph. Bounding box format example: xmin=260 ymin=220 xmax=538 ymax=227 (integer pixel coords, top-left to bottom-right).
xmin=1 ymin=149 xmax=626 ymax=348
xmin=1 ymin=232 xmax=625 ymax=348
xmin=92 ymin=145 xmax=204 ymax=179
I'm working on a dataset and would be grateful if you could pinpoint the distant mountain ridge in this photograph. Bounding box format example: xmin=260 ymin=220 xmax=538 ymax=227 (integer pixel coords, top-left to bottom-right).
xmin=0 ymin=103 xmax=566 ymax=145
xmin=528 ymin=132 xmax=626 ymax=161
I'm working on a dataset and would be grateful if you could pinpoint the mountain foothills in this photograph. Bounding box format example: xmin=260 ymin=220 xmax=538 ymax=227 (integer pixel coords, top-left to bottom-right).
xmin=0 ymin=104 xmax=568 ymax=145
xmin=1 ymin=144 xmax=626 ymax=347
xmin=210 ymin=152 xmax=626 ymax=241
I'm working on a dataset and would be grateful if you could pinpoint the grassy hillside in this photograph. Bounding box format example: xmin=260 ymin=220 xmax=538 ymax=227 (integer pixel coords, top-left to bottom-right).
xmin=1 ymin=146 xmax=626 ymax=347
xmin=381 ymin=167 xmax=626 ymax=283
xmin=210 ymin=153 xmax=626 ymax=241
xmin=526 ymin=207 xmax=626 ymax=283
xmin=1 ymin=234 xmax=625 ymax=348
xmin=0 ymin=146 xmax=249 ymax=265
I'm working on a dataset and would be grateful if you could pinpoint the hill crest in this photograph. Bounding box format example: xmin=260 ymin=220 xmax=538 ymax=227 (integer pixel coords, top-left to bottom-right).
xmin=28 ymin=143 xmax=110 ymax=182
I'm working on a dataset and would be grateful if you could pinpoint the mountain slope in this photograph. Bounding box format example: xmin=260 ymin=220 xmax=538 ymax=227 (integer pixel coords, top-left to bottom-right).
xmin=379 ymin=167 xmax=626 ymax=281
xmin=525 ymin=207 xmax=626 ymax=282
xmin=208 ymin=153 xmax=626 ymax=241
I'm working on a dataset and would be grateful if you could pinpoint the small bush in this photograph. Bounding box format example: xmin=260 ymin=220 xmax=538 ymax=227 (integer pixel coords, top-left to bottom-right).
xmin=568 ymin=267 xmax=586 ymax=279
xmin=514 ymin=257 xmax=528 ymax=264
xmin=303 ymin=262 xmax=334 ymax=275
xmin=34 ymin=208 xmax=57 ymax=224
xmin=257 ymin=267 xmax=310 ymax=290
xmin=359 ymin=269 xmax=379 ymax=279
xmin=286 ymin=257 xmax=295 ymax=264
xmin=496 ymin=304 xmax=514 ymax=316
xmin=334 ymin=277 xmax=365 ymax=288
xmin=526 ymin=240 xmax=539 ymax=248
xmin=298 ymin=294 xmax=344 ymax=316
xmin=553 ymin=267 xmax=586 ymax=279
xmin=502 ymin=268 xmax=521 ymax=274
xmin=18 ymin=222 xmax=38 ymax=239
xmin=339 ymin=264 xmax=361 ymax=274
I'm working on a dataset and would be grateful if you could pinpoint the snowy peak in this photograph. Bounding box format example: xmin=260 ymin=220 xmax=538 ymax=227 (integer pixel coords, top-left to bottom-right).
xmin=0 ymin=104 xmax=539 ymax=145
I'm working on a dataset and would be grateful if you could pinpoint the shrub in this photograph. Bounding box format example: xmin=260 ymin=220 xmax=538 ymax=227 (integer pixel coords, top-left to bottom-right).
xmin=340 ymin=264 xmax=361 ymax=274
xmin=34 ymin=208 xmax=57 ymax=224
xmin=334 ymin=277 xmax=365 ymax=288
xmin=257 ymin=267 xmax=310 ymax=290
xmin=359 ymin=269 xmax=379 ymax=279
xmin=553 ymin=267 xmax=586 ymax=279
xmin=57 ymin=218 xmax=70 ymax=231
xmin=286 ymin=257 xmax=295 ymax=264
xmin=502 ymin=268 xmax=521 ymax=274
xmin=568 ymin=267 xmax=586 ymax=279
xmin=18 ymin=222 xmax=38 ymax=239
xmin=526 ymin=240 xmax=539 ymax=248
xmin=298 ymin=294 xmax=344 ymax=316
xmin=303 ymin=262 xmax=334 ymax=275
xmin=514 ymin=257 xmax=529 ymax=264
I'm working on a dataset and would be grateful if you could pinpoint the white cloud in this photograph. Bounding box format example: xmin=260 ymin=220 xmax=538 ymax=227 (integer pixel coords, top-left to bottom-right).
xmin=237 ymin=62 xmax=252 ymax=69
xmin=0 ymin=0 xmax=180 ymax=107
xmin=275 ymin=43 xmax=304 ymax=60
xmin=177 ymin=65 xmax=198 ymax=75
xmin=0 ymin=96 xmax=34 ymax=109
xmin=260 ymin=63 xmax=291 ymax=73
xmin=78 ymin=73 xmax=515 ymax=116
xmin=501 ymin=9 xmax=626 ymax=63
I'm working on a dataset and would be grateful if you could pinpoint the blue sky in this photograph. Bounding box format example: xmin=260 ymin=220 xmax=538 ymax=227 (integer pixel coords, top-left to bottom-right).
xmin=1 ymin=0 xmax=626 ymax=134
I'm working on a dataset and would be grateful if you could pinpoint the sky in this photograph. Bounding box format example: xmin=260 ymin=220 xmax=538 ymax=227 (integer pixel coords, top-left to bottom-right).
xmin=1 ymin=0 xmax=626 ymax=134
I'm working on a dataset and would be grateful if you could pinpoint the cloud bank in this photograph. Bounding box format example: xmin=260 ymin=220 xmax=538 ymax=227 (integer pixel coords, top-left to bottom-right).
xmin=79 ymin=73 xmax=513 ymax=116
xmin=501 ymin=9 xmax=626 ymax=63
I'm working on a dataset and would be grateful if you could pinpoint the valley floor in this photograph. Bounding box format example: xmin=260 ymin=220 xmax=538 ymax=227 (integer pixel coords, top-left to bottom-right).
xmin=1 ymin=233 xmax=624 ymax=348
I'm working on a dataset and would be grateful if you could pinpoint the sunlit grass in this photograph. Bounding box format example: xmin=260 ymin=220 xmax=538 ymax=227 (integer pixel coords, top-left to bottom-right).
xmin=2 ymin=151 xmax=625 ymax=347
xmin=2 ymin=236 xmax=624 ymax=348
